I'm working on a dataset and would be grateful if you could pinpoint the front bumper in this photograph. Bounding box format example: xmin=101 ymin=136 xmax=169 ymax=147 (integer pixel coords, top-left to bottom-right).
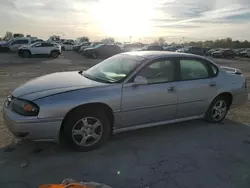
xmin=3 ymin=105 xmax=63 ymax=142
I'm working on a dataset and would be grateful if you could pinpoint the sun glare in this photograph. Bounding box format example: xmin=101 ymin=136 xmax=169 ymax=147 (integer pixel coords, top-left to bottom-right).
xmin=92 ymin=0 xmax=154 ymax=38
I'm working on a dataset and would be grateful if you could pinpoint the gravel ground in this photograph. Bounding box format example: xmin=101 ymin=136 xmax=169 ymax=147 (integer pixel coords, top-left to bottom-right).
xmin=0 ymin=52 xmax=250 ymax=188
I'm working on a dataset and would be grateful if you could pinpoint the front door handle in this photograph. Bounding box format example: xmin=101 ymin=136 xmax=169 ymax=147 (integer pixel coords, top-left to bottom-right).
xmin=167 ymin=86 xmax=176 ymax=92
xmin=209 ymin=82 xmax=217 ymax=87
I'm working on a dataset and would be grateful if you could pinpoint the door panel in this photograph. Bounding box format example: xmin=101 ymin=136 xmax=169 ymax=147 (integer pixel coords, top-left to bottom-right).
xmin=176 ymin=79 xmax=217 ymax=118
xmin=121 ymin=58 xmax=178 ymax=128
xmin=176 ymin=58 xmax=218 ymax=118
xmin=121 ymin=83 xmax=177 ymax=127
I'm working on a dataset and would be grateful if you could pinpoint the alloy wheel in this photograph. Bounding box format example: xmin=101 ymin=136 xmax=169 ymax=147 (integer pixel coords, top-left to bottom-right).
xmin=51 ymin=52 xmax=58 ymax=58
xmin=72 ymin=117 xmax=103 ymax=147
xmin=212 ymin=100 xmax=227 ymax=121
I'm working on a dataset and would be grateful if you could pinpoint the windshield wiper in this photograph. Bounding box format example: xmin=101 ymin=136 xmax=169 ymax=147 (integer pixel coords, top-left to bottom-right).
xmin=82 ymin=72 xmax=112 ymax=84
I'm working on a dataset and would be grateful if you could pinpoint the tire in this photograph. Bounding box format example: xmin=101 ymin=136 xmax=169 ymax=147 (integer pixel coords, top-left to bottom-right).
xmin=62 ymin=109 xmax=111 ymax=152
xmin=204 ymin=96 xmax=230 ymax=123
xmin=51 ymin=51 xmax=59 ymax=58
xmin=91 ymin=52 xmax=97 ymax=59
xmin=22 ymin=50 xmax=30 ymax=58
xmin=62 ymin=47 xmax=65 ymax=51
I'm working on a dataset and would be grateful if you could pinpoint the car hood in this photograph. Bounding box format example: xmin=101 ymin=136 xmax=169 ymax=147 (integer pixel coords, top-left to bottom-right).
xmin=12 ymin=71 xmax=107 ymax=100
xmin=83 ymin=47 xmax=94 ymax=51
xmin=212 ymin=51 xmax=222 ymax=54
xmin=19 ymin=45 xmax=30 ymax=49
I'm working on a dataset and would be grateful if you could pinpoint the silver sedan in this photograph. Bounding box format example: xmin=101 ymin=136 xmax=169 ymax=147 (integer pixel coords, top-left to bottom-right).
xmin=3 ymin=51 xmax=248 ymax=151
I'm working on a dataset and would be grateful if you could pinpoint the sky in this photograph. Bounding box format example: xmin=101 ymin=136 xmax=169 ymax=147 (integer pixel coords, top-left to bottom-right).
xmin=0 ymin=0 xmax=250 ymax=42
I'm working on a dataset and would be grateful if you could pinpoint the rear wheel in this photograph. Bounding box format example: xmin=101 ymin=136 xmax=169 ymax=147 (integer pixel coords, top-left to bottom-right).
xmin=62 ymin=47 xmax=65 ymax=51
xmin=62 ymin=109 xmax=111 ymax=151
xmin=22 ymin=50 xmax=30 ymax=58
xmin=91 ymin=52 xmax=97 ymax=59
xmin=205 ymin=96 xmax=230 ymax=122
xmin=51 ymin=51 xmax=59 ymax=58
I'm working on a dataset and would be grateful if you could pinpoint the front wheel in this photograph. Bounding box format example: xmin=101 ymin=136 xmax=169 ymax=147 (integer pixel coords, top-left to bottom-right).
xmin=22 ymin=50 xmax=30 ymax=58
xmin=62 ymin=110 xmax=111 ymax=151
xmin=205 ymin=96 xmax=229 ymax=123
xmin=91 ymin=52 xmax=97 ymax=59
xmin=51 ymin=51 xmax=59 ymax=58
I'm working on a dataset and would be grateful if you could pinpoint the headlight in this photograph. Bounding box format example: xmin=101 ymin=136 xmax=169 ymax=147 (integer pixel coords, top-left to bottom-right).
xmin=11 ymin=99 xmax=39 ymax=116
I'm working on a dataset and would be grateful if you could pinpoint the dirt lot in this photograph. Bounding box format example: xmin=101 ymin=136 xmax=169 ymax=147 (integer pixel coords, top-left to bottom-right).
xmin=0 ymin=52 xmax=250 ymax=188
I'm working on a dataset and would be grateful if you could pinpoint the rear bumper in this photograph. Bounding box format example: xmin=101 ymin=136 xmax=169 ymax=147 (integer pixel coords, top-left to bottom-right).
xmin=3 ymin=105 xmax=62 ymax=142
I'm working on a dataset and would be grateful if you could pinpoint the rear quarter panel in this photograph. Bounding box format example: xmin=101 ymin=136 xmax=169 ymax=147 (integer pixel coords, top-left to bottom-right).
xmin=212 ymin=69 xmax=247 ymax=106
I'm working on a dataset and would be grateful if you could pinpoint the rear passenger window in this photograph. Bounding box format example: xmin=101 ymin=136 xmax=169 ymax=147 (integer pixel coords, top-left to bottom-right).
xmin=180 ymin=59 xmax=209 ymax=80
xmin=42 ymin=43 xmax=54 ymax=47
xmin=11 ymin=40 xmax=28 ymax=45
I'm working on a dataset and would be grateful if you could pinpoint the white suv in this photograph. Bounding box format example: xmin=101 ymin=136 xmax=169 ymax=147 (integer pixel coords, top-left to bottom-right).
xmin=7 ymin=38 xmax=31 ymax=52
xmin=18 ymin=42 xmax=61 ymax=58
xmin=61 ymin=41 xmax=74 ymax=51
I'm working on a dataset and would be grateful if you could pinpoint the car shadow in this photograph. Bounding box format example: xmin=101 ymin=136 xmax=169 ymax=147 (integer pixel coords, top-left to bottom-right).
xmin=1 ymin=119 xmax=250 ymax=188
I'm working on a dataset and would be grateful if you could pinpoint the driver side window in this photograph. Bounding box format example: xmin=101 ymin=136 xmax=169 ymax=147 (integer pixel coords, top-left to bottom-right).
xmin=34 ymin=43 xmax=42 ymax=47
xmin=137 ymin=60 xmax=174 ymax=84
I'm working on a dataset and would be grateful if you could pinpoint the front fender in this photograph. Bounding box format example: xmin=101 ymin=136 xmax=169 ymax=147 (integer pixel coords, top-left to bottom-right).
xmin=34 ymin=85 xmax=122 ymax=119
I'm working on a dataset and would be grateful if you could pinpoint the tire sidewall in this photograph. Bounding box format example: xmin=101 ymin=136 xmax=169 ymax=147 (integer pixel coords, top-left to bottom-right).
xmin=22 ymin=50 xmax=30 ymax=58
xmin=92 ymin=52 xmax=97 ymax=59
xmin=205 ymin=96 xmax=229 ymax=123
xmin=51 ymin=51 xmax=59 ymax=58
xmin=62 ymin=110 xmax=110 ymax=151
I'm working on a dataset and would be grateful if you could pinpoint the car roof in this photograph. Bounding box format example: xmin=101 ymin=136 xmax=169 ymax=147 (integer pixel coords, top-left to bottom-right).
xmin=123 ymin=51 xmax=205 ymax=59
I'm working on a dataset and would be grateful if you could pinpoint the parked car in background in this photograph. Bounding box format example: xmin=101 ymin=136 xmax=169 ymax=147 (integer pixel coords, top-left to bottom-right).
xmin=3 ymin=51 xmax=248 ymax=151
xmin=137 ymin=45 xmax=164 ymax=51
xmin=0 ymin=38 xmax=32 ymax=52
xmin=61 ymin=41 xmax=74 ymax=51
xmin=240 ymin=49 xmax=250 ymax=57
xmin=206 ymin=48 xmax=220 ymax=56
xmin=73 ymin=42 xmax=91 ymax=52
xmin=18 ymin=42 xmax=61 ymax=58
xmin=61 ymin=39 xmax=75 ymax=44
xmin=79 ymin=42 xmax=103 ymax=53
xmin=121 ymin=43 xmax=144 ymax=52
xmin=164 ymin=46 xmax=178 ymax=52
xmin=0 ymin=40 xmax=11 ymax=52
xmin=13 ymin=33 xmax=24 ymax=38
xmin=83 ymin=44 xmax=122 ymax=58
xmin=212 ymin=49 xmax=236 ymax=58
xmin=31 ymin=39 xmax=44 ymax=44
xmin=202 ymin=48 xmax=211 ymax=54
xmin=233 ymin=48 xmax=246 ymax=56
xmin=176 ymin=46 xmax=204 ymax=56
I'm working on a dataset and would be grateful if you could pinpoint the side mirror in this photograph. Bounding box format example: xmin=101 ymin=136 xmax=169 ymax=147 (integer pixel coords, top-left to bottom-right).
xmin=133 ymin=76 xmax=148 ymax=86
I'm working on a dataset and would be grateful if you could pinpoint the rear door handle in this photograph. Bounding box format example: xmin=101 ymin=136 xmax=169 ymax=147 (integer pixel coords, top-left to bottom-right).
xmin=209 ymin=82 xmax=217 ymax=87
xmin=167 ymin=86 xmax=176 ymax=92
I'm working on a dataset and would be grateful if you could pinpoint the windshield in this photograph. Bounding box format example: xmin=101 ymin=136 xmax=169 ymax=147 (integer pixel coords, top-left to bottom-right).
xmin=30 ymin=42 xmax=40 ymax=47
xmin=141 ymin=45 xmax=149 ymax=50
xmin=83 ymin=54 xmax=144 ymax=83
xmin=92 ymin=44 xmax=104 ymax=49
